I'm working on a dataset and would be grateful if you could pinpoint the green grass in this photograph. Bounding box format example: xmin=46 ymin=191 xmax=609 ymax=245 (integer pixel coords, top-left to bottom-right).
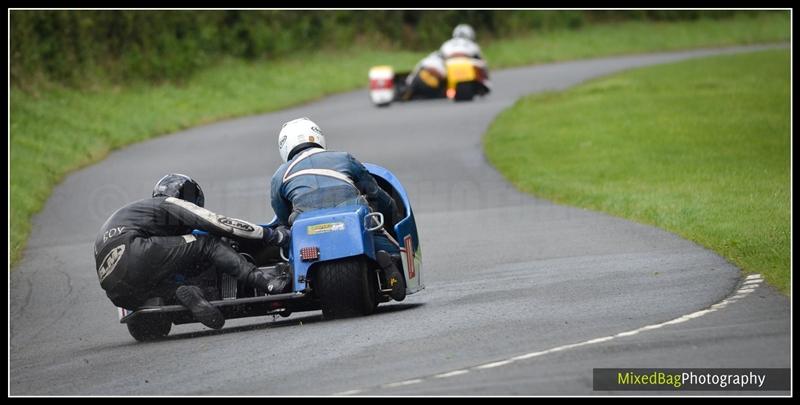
xmin=484 ymin=12 xmax=790 ymax=67
xmin=10 ymin=12 xmax=790 ymax=266
xmin=484 ymin=49 xmax=790 ymax=294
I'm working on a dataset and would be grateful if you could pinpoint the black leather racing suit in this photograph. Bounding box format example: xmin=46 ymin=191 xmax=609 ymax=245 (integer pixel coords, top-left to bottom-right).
xmin=94 ymin=196 xmax=271 ymax=310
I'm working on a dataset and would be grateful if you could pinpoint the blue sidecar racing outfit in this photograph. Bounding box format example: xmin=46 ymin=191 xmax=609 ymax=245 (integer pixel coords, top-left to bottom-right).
xmin=270 ymin=146 xmax=401 ymax=255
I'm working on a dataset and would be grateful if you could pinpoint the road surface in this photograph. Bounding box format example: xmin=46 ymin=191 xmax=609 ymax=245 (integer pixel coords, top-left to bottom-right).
xmin=10 ymin=44 xmax=790 ymax=395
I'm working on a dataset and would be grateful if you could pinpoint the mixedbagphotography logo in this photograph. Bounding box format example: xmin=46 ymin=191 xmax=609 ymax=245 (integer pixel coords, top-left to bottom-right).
xmin=593 ymin=368 xmax=790 ymax=391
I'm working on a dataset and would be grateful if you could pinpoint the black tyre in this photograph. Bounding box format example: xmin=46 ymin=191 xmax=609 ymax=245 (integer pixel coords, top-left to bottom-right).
xmin=454 ymin=82 xmax=476 ymax=101
xmin=314 ymin=258 xmax=379 ymax=319
xmin=126 ymin=316 xmax=172 ymax=342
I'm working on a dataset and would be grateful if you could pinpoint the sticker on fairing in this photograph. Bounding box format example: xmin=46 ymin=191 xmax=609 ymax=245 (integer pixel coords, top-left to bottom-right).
xmin=307 ymin=222 xmax=345 ymax=235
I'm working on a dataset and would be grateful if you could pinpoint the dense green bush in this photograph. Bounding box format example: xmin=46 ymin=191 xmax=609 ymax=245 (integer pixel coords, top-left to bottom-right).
xmin=9 ymin=10 xmax=774 ymax=88
xmin=584 ymin=9 xmax=756 ymax=22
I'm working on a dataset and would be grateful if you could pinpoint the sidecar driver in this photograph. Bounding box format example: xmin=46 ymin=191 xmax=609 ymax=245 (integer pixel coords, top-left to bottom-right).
xmin=93 ymin=173 xmax=291 ymax=329
xmin=269 ymin=117 xmax=407 ymax=301
xmin=439 ymin=23 xmax=483 ymax=59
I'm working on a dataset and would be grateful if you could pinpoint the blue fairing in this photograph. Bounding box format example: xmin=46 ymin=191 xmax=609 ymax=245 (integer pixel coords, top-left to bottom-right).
xmin=362 ymin=163 xmax=419 ymax=252
xmin=364 ymin=164 xmax=423 ymax=293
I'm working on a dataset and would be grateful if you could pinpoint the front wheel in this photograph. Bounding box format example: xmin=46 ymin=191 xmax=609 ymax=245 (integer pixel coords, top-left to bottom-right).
xmin=126 ymin=316 xmax=172 ymax=342
xmin=314 ymin=258 xmax=379 ymax=319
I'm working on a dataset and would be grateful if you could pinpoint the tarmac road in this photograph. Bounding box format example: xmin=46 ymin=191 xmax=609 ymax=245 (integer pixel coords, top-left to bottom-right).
xmin=9 ymin=44 xmax=790 ymax=396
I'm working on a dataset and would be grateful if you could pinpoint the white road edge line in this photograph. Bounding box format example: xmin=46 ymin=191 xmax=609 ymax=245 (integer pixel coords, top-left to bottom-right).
xmin=434 ymin=370 xmax=470 ymax=378
xmin=382 ymin=379 xmax=423 ymax=388
xmin=333 ymin=389 xmax=364 ymax=396
xmin=337 ymin=274 xmax=762 ymax=395
xmin=475 ymin=360 xmax=515 ymax=369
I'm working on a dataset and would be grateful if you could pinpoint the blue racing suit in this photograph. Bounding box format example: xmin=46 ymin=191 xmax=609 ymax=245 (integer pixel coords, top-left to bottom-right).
xmin=270 ymin=147 xmax=400 ymax=254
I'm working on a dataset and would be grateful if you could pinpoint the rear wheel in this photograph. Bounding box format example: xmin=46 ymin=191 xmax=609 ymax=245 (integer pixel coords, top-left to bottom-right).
xmin=454 ymin=82 xmax=476 ymax=101
xmin=126 ymin=316 xmax=172 ymax=342
xmin=314 ymin=258 xmax=379 ymax=319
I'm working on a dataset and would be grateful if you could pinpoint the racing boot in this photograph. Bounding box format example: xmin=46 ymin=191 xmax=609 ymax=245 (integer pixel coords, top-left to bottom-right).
xmin=175 ymin=285 xmax=225 ymax=329
xmin=376 ymin=250 xmax=406 ymax=301
xmin=244 ymin=263 xmax=292 ymax=295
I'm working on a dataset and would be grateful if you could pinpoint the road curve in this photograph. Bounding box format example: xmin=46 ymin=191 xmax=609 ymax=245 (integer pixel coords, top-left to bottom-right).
xmin=10 ymin=44 xmax=789 ymax=395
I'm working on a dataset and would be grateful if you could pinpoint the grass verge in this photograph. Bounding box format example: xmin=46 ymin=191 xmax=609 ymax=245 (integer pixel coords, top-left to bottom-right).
xmin=484 ymin=49 xmax=790 ymax=293
xmin=10 ymin=12 xmax=790 ymax=266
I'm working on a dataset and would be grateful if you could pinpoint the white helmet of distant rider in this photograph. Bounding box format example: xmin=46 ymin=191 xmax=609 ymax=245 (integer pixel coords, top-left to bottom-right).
xmin=452 ymin=24 xmax=476 ymax=41
xmin=278 ymin=117 xmax=327 ymax=163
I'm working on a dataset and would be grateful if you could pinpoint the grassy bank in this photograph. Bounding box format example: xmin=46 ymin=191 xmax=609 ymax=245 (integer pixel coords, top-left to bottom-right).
xmin=484 ymin=49 xmax=790 ymax=293
xmin=484 ymin=12 xmax=789 ymax=67
xmin=10 ymin=12 xmax=790 ymax=266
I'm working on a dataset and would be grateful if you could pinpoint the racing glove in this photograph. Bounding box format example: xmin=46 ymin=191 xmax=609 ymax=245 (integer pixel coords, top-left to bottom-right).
xmin=263 ymin=225 xmax=291 ymax=248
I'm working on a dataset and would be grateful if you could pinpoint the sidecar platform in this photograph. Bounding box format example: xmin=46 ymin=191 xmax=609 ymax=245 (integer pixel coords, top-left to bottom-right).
xmin=119 ymin=292 xmax=314 ymax=325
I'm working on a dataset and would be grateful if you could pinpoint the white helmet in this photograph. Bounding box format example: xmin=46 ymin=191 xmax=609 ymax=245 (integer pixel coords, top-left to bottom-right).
xmin=452 ymin=24 xmax=475 ymax=41
xmin=278 ymin=117 xmax=326 ymax=162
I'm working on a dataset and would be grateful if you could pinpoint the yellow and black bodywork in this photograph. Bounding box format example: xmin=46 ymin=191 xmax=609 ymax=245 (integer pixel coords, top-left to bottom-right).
xmin=445 ymin=56 xmax=490 ymax=101
xmin=367 ymin=55 xmax=490 ymax=106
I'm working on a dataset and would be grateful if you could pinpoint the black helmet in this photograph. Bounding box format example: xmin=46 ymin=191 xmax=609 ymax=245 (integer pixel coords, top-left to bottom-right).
xmin=152 ymin=173 xmax=205 ymax=207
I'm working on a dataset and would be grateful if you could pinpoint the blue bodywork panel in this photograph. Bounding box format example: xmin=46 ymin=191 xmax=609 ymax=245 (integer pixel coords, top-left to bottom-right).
xmin=363 ymin=163 xmax=420 ymax=253
xmin=290 ymin=204 xmax=374 ymax=290
xmin=363 ymin=163 xmax=423 ymax=292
